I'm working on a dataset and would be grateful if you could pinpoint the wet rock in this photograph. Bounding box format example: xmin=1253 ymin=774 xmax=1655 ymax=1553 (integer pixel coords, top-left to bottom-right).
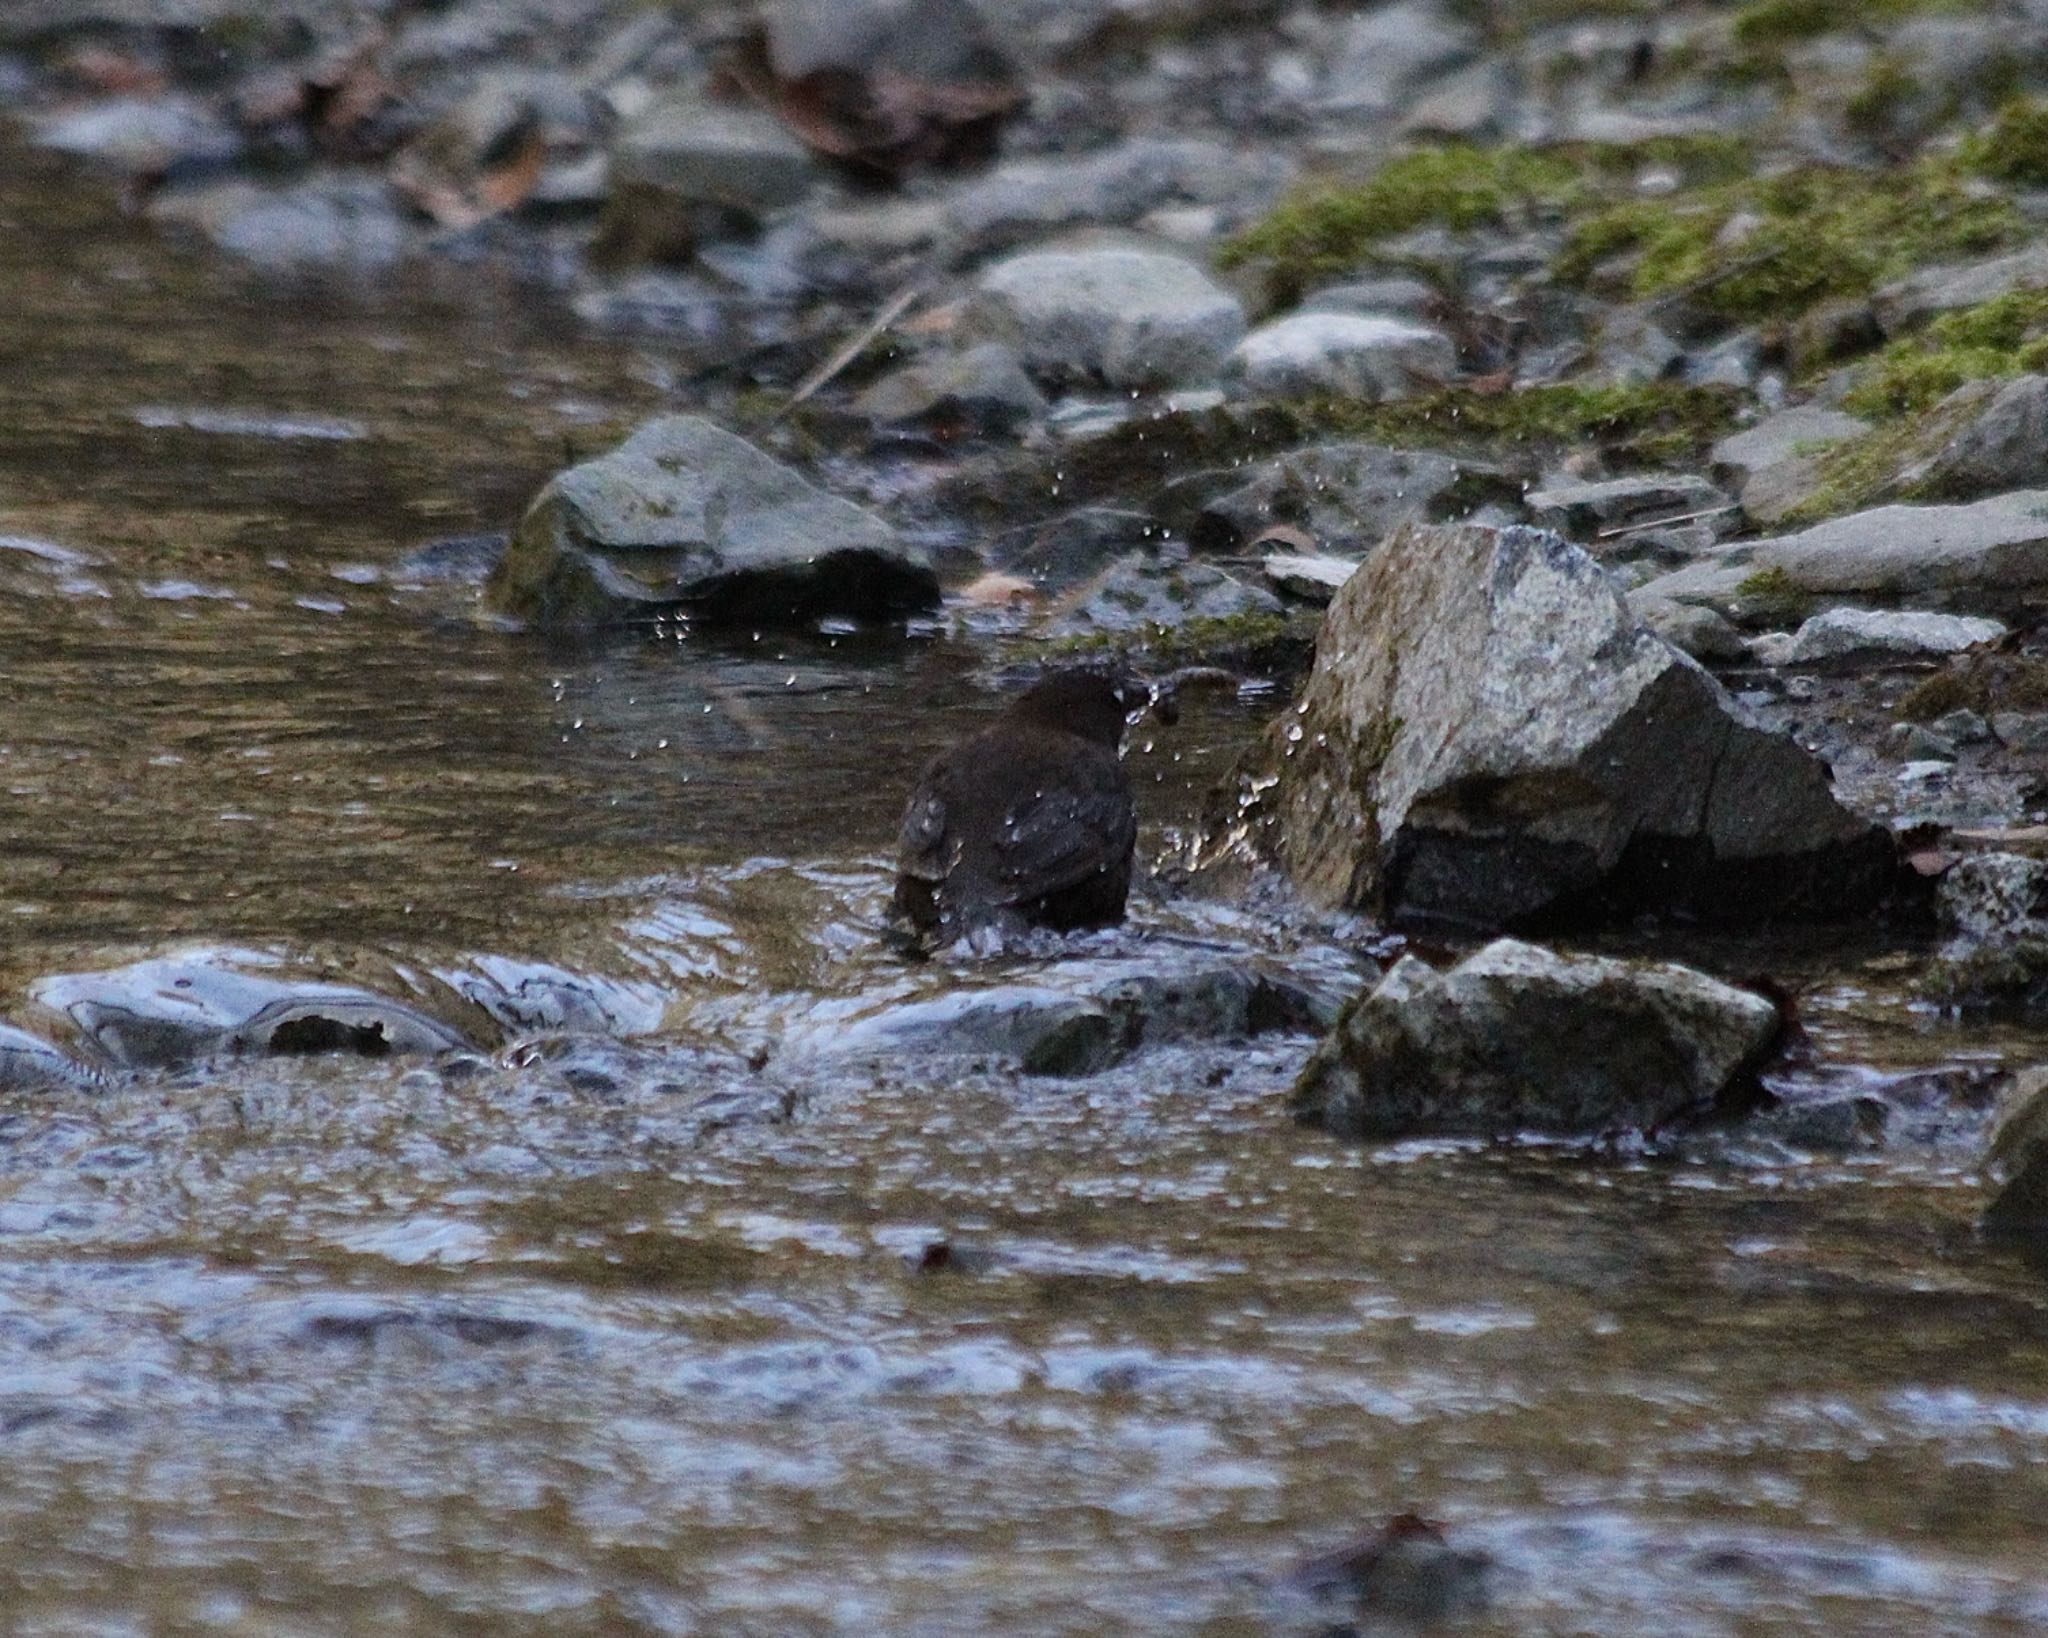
xmin=485 ymin=414 xmax=938 ymax=629
xmin=1914 ymin=375 xmax=2048 ymax=499
xmin=1224 ymin=314 xmax=1455 ymax=402
xmin=1313 ymin=0 xmax=1477 ymax=117
xmin=33 ymin=957 xmax=473 ymax=1072
xmin=1294 ymin=938 xmax=1781 ymax=1140
xmin=1198 ymin=522 xmax=1895 ymax=930
xmin=990 ymin=507 xmax=1154 ymax=594
xmin=1764 ymin=608 xmax=2005 ymax=667
xmin=148 ymin=174 xmax=408 ymax=272
xmin=812 ymin=954 xmax=1335 ymax=1076
xmin=1994 ymin=711 xmax=2048 ymax=753
xmin=1982 ymin=1066 xmax=2048 ymax=1239
xmin=1636 ymin=492 xmax=2048 ymax=626
xmin=609 ymin=85 xmax=818 ymax=213
xmin=1288 ymin=1514 xmax=1492 ymax=1621
xmin=1925 ymin=851 xmax=2048 ymax=1009
xmin=392 ymin=532 xmax=507 ymax=585
xmin=819 ymin=988 xmax=1121 ymax=1076
xmin=852 ymin=343 xmax=1046 ymax=437
xmin=0 ymin=1025 xmax=104 ymax=1092
xmin=1525 ymin=472 xmax=1733 ymax=542
xmin=1049 ymin=550 xmax=1282 ymax=636
xmin=964 ymin=245 xmax=1246 ymax=390
xmin=1889 ymin=722 xmax=1959 ymax=762
xmin=1263 ymin=552 xmax=1359 ymax=604
xmin=1183 ymin=443 xmax=1462 ymax=556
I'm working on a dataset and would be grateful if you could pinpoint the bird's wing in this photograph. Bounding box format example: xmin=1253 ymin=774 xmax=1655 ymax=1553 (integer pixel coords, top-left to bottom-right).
xmin=986 ymin=754 xmax=1135 ymax=899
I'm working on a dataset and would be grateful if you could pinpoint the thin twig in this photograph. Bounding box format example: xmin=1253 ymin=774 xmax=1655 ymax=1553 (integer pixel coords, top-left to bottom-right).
xmin=778 ymin=280 xmax=925 ymax=417
xmin=1596 ymin=503 xmax=1742 ymax=540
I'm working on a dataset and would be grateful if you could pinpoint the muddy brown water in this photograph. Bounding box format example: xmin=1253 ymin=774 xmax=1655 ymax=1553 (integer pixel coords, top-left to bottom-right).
xmin=0 ymin=138 xmax=2047 ymax=1635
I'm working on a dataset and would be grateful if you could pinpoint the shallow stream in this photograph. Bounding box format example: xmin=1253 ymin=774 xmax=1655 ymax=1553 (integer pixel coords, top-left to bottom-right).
xmin=1 ymin=139 xmax=2046 ymax=1636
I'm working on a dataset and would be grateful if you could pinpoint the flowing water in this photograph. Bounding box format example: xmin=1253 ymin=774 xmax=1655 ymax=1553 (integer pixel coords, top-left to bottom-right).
xmin=1 ymin=137 xmax=2046 ymax=1636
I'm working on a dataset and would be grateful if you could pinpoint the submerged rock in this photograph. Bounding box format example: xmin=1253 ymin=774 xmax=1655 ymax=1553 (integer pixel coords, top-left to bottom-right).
xmin=33 ymin=956 xmax=473 ymax=1072
xmin=1635 ymin=491 xmax=2048 ymax=625
xmin=807 ymin=953 xmax=1335 ymax=1076
xmin=1197 ymin=522 xmax=1895 ymax=930
xmin=1294 ymin=938 xmax=1781 ymax=1140
xmin=964 ymin=245 xmax=1246 ymax=390
xmin=485 ymin=415 xmax=938 ymax=629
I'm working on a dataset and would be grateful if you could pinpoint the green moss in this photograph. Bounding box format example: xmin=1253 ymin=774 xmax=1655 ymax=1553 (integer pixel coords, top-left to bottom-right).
xmin=1964 ymin=96 xmax=2048 ymax=186
xmin=1223 ymin=138 xmax=1765 ymax=304
xmin=1732 ymin=0 xmax=1984 ymax=48
xmin=1844 ymin=55 xmax=1928 ymax=149
xmin=1559 ymin=162 xmax=2021 ymax=323
xmin=1770 ymin=385 xmax=1995 ymax=525
xmin=1843 ymin=289 xmax=2048 ymax=418
xmin=1732 ymin=565 xmax=1810 ymax=623
xmin=1220 ymin=145 xmax=1585 ymax=298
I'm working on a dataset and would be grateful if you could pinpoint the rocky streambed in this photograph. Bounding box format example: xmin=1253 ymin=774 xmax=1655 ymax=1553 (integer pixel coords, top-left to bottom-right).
xmin=7 ymin=0 xmax=2048 ymax=1631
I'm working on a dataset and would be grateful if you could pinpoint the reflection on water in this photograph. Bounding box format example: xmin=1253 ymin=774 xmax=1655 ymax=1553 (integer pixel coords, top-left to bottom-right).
xmin=0 ymin=136 xmax=2045 ymax=1636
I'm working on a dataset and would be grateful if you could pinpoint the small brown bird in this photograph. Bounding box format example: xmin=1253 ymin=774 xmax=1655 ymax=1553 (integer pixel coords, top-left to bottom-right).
xmin=892 ymin=666 xmax=1167 ymax=946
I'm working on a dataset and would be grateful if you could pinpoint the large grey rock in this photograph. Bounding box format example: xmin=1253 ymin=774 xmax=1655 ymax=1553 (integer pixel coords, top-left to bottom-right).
xmin=485 ymin=415 xmax=938 ymax=629
xmin=1196 ymin=522 xmax=1895 ymax=928
xmin=1711 ymin=406 xmax=1870 ymax=528
xmin=1314 ymin=0 xmax=1478 ymax=116
xmin=1713 ymin=407 xmax=1871 ymax=478
xmin=990 ymin=506 xmax=1154 ymax=593
xmin=1294 ymin=938 xmax=1781 ymax=1140
xmin=1767 ymin=607 xmax=2005 ymax=666
xmin=1983 ymin=1066 xmax=2048 ymax=1238
xmin=33 ymin=957 xmax=472 ymax=1072
xmin=1525 ymin=473 xmax=1733 ymax=541
xmin=1225 ymin=314 xmax=1455 ymax=401
xmin=610 ymin=88 xmax=818 ymax=211
xmin=1874 ymin=243 xmax=2048 ymax=336
xmin=965 ymin=246 xmax=1246 ymax=389
xmin=1636 ymin=492 xmax=2048 ymax=625
xmin=1914 ymin=375 xmax=2048 ymax=498
xmin=1184 ymin=443 xmax=1463 ymax=555
xmin=852 ymin=343 xmax=1045 ymax=436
